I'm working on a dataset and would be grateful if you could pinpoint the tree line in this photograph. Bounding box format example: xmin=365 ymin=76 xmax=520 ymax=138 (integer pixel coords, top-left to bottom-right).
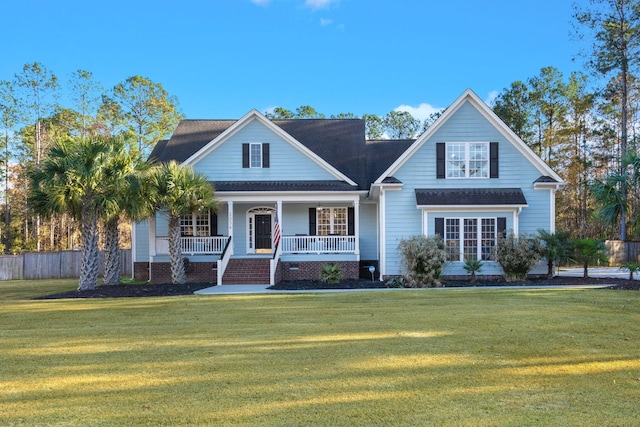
xmin=0 ymin=0 xmax=639 ymax=263
xmin=0 ymin=65 xmax=183 ymax=254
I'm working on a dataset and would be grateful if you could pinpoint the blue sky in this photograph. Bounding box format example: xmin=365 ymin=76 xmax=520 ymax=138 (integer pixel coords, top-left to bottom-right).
xmin=1 ymin=0 xmax=582 ymax=123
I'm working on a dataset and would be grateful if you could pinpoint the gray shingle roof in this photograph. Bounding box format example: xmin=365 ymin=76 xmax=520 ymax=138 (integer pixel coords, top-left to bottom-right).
xmin=415 ymin=188 xmax=528 ymax=206
xmin=365 ymin=139 xmax=415 ymax=185
xmin=151 ymin=118 xmax=371 ymax=189
xmin=534 ymin=176 xmax=559 ymax=183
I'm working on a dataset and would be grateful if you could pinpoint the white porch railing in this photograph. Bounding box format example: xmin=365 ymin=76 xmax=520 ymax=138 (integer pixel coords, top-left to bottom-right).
xmin=155 ymin=235 xmax=356 ymax=256
xmin=155 ymin=236 xmax=228 ymax=255
xmin=280 ymin=235 xmax=356 ymax=254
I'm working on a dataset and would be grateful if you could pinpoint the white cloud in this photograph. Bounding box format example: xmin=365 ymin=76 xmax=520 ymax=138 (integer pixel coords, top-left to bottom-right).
xmin=304 ymin=0 xmax=336 ymax=11
xmin=485 ymin=90 xmax=499 ymax=106
xmin=320 ymin=18 xmax=333 ymax=26
xmin=250 ymin=0 xmax=271 ymax=6
xmin=394 ymin=102 xmax=443 ymax=123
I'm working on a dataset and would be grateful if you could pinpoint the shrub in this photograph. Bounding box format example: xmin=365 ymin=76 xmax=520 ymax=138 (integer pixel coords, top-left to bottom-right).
xmin=319 ymin=263 xmax=343 ymax=284
xmin=463 ymin=258 xmax=483 ymax=284
xmin=398 ymin=235 xmax=446 ymax=287
xmin=385 ymin=277 xmax=406 ymax=288
xmin=493 ymin=232 xmax=542 ymax=281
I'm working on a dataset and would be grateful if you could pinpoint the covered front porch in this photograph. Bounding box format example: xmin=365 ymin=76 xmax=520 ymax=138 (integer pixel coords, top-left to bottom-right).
xmin=147 ymin=192 xmax=366 ymax=285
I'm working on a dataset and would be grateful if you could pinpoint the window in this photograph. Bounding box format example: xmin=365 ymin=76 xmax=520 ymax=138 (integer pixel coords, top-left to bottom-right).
xmin=446 ymin=142 xmax=489 ymax=178
xmin=316 ymin=207 xmax=347 ymax=236
xmin=242 ymin=143 xmax=270 ymax=168
xmin=250 ymin=143 xmax=262 ymax=168
xmin=444 ymin=217 xmax=496 ymax=261
xmin=180 ymin=211 xmax=211 ymax=237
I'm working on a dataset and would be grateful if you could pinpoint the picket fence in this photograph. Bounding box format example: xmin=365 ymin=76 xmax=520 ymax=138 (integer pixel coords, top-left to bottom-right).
xmin=0 ymin=249 xmax=132 ymax=281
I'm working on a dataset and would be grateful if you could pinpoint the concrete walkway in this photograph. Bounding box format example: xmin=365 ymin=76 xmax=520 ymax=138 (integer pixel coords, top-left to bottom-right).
xmin=193 ymin=281 xmax=615 ymax=295
xmin=194 ymin=267 xmax=633 ymax=295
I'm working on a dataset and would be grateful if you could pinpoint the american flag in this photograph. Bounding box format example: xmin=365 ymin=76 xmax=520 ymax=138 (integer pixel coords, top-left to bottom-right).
xmin=273 ymin=212 xmax=281 ymax=248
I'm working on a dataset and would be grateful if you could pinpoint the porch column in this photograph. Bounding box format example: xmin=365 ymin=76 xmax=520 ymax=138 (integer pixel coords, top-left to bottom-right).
xmin=354 ymin=198 xmax=360 ymax=256
xmin=277 ymin=200 xmax=282 ymax=226
xmin=149 ymin=215 xmax=156 ymax=258
xmin=227 ymin=201 xmax=234 ymax=237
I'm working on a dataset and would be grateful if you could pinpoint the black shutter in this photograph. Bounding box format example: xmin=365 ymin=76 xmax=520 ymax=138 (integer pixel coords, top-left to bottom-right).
xmin=497 ymin=217 xmax=507 ymax=236
xmin=242 ymin=143 xmax=249 ymax=168
xmin=436 ymin=143 xmax=445 ymax=179
xmin=309 ymin=208 xmax=317 ymax=235
xmin=435 ymin=217 xmax=444 ymax=237
xmin=210 ymin=211 xmax=218 ymax=236
xmin=262 ymin=143 xmax=270 ymax=168
xmin=348 ymin=207 xmax=355 ymax=235
xmin=490 ymin=142 xmax=499 ymax=178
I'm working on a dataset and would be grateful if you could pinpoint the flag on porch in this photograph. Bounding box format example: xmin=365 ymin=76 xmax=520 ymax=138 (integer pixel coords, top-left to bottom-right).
xmin=273 ymin=212 xmax=281 ymax=248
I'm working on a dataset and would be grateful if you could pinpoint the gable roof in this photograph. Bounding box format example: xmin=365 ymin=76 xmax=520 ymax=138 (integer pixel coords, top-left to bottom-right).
xmin=151 ymin=111 xmax=369 ymax=189
xmin=375 ymin=88 xmax=564 ymax=185
xmin=150 ymin=89 xmax=564 ymax=193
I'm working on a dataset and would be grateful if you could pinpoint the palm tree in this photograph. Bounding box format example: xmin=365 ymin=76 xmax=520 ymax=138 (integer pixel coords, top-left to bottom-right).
xmin=592 ymin=152 xmax=640 ymax=240
xmin=538 ymin=229 xmax=573 ymax=278
xmin=147 ymin=161 xmax=216 ymax=284
xmin=572 ymin=238 xmax=608 ymax=278
xmin=100 ymin=142 xmax=151 ymax=286
xmin=29 ymin=136 xmax=121 ymax=290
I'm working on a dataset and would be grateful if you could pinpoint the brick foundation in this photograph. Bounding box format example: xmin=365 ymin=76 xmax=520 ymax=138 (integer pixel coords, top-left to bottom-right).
xmin=278 ymin=261 xmax=359 ymax=282
xmin=149 ymin=261 xmax=217 ymax=284
xmin=134 ymin=262 xmax=149 ymax=282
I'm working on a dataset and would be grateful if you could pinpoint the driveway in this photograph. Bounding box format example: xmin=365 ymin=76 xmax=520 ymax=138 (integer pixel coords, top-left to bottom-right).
xmin=558 ymin=266 xmax=637 ymax=279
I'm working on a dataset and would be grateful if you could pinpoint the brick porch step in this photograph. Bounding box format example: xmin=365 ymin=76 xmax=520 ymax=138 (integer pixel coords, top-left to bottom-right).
xmin=222 ymin=258 xmax=271 ymax=284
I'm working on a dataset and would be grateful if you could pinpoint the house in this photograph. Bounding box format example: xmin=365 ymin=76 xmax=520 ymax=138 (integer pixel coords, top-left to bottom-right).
xmin=132 ymin=89 xmax=564 ymax=285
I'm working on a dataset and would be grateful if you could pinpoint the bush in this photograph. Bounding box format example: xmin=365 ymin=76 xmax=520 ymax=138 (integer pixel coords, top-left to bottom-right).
xmin=385 ymin=277 xmax=406 ymax=288
xmin=319 ymin=263 xmax=343 ymax=284
xmin=398 ymin=235 xmax=446 ymax=287
xmin=493 ymin=232 xmax=542 ymax=281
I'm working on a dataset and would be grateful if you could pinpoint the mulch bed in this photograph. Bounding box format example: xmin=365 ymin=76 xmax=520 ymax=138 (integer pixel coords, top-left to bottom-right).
xmin=36 ymin=276 xmax=639 ymax=299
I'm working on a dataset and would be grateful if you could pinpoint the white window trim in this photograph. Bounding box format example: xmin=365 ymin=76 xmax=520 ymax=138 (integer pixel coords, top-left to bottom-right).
xmin=445 ymin=216 xmax=497 ymax=262
xmin=316 ymin=207 xmax=348 ymax=236
xmin=180 ymin=211 xmax=211 ymax=237
xmin=446 ymin=142 xmax=489 ymax=179
xmin=249 ymin=142 xmax=263 ymax=168
xmin=246 ymin=207 xmax=275 ymax=254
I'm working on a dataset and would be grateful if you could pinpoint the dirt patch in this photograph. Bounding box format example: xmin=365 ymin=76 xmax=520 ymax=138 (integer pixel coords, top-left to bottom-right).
xmin=36 ymin=276 xmax=639 ymax=299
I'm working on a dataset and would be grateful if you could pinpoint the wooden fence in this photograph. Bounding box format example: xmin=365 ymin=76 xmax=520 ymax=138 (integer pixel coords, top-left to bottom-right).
xmin=0 ymin=249 xmax=132 ymax=281
xmin=605 ymin=240 xmax=640 ymax=265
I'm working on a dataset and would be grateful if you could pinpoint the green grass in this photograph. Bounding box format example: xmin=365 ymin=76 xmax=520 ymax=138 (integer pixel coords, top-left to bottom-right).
xmin=1 ymin=280 xmax=639 ymax=426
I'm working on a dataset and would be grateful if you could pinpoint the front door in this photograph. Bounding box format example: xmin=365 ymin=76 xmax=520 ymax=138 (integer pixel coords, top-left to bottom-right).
xmin=255 ymin=214 xmax=272 ymax=252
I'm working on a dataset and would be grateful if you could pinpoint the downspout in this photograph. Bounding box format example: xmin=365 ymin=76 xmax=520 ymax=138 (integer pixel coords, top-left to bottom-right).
xmin=379 ymin=188 xmax=386 ymax=280
xmin=514 ymin=206 xmax=523 ymax=234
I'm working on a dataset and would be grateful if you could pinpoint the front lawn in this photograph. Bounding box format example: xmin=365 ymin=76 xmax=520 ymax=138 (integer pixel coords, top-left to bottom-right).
xmin=1 ymin=280 xmax=639 ymax=426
